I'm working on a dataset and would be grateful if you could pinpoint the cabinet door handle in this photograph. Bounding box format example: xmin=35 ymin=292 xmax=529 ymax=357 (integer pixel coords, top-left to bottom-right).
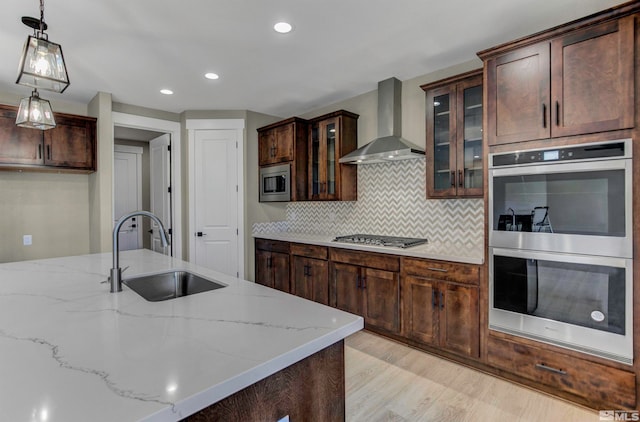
xmin=439 ymin=291 xmax=444 ymax=309
xmin=450 ymin=171 xmax=456 ymax=187
xmin=458 ymin=170 xmax=463 ymax=187
xmin=267 ymin=256 xmax=272 ymax=268
xmin=427 ymin=267 xmax=448 ymax=273
xmin=542 ymin=103 xmax=547 ymax=128
xmin=37 ymin=144 xmax=42 ymax=159
xmin=46 ymin=144 xmax=51 ymax=160
xmin=555 ymin=101 xmax=560 ymax=126
xmin=535 ymin=363 xmax=567 ymax=376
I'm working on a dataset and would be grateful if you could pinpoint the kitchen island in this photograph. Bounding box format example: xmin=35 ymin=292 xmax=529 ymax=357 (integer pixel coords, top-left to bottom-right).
xmin=0 ymin=250 xmax=363 ymax=421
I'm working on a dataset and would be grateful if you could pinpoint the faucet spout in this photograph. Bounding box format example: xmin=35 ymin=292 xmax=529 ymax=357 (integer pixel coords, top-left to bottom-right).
xmin=111 ymin=211 xmax=170 ymax=293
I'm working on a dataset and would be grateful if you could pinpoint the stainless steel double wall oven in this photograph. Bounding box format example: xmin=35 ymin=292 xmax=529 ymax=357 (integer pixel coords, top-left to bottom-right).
xmin=488 ymin=139 xmax=633 ymax=364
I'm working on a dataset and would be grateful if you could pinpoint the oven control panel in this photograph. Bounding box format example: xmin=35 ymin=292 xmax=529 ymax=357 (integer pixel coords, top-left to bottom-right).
xmin=491 ymin=140 xmax=627 ymax=167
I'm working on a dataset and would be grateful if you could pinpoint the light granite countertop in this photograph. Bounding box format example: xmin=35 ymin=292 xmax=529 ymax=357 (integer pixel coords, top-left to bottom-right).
xmin=0 ymin=250 xmax=363 ymax=422
xmin=253 ymin=232 xmax=484 ymax=265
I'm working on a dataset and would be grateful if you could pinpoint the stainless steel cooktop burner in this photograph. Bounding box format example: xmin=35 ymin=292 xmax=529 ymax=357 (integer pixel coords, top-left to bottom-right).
xmin=332 ymin=234 xmax=428 ymax=249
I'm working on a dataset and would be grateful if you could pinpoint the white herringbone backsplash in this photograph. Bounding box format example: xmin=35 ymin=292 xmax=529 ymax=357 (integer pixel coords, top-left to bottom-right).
xmin=256 ymin=159 xmax=484 ymax=247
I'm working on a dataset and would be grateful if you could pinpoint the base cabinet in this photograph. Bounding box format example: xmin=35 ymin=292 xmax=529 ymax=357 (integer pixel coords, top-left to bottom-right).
xmin=488 ymin=335 xmax=636 ymax=409
xmin=402 ymin=258 xmax=479 ymax=358
xmin=291 ymin=243 xmax=329 ymax=305
xmin=330 ymin=249 xmax=400 ymax=334
xmin=255 ymin=239 xmax=290 ymax=293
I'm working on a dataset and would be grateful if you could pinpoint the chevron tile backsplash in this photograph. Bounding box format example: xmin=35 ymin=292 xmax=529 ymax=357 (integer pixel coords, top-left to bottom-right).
xmin=256 ymin=159 xmax=484 ymax=247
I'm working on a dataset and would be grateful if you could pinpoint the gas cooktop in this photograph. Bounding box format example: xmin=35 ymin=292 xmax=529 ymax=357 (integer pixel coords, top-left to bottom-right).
xmin=332 ymin=234 xmax=428 ymax=249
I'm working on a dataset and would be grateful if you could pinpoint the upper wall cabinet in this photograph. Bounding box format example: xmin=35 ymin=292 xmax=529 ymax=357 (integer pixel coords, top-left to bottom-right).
xmin=308 ymin=110 xmax=358 ymax=201
xmin=0 ymin=104 xmax=96 ymax=173
xmin=422 ymin=69 xmax=483 ymax=198
xmin=258 ymin=117 xmax=308 ymax=166
xmin=257 ymin=117 xmax=308 ymax=201
xmin=481 ymin=14 xmax=635 ymax=146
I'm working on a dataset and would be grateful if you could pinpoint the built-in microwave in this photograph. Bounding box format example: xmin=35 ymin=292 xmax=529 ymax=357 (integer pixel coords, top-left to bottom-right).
xmin=259 ymin=163 xmax=291 ymax=202
xmin=489 ymin=139 xmax=632 ymax=258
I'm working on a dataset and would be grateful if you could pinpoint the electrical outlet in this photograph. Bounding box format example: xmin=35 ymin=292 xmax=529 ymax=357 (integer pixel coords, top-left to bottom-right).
xmin=23 ymin=235 xmax=32 ymax=246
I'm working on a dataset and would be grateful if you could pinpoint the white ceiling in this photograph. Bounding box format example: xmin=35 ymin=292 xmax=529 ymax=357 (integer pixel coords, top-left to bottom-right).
xmin=0 ymin=0 xmax=627 ymax=118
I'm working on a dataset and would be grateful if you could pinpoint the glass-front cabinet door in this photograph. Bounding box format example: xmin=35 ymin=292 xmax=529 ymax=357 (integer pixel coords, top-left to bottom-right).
xmin=309 ymin=117 xmax=339 ymax=200
xmin=310 ymin=125 xmax=320 ymax=197
xmin=423 ymin=69 xmax=483 ymax=198
xmin=430 ymin=89 xmax=456 ymax=196
xmin=458 ymin=80 xmax=483 ymax=196
xmin=325 ymin=120 xmax=337 ymax=197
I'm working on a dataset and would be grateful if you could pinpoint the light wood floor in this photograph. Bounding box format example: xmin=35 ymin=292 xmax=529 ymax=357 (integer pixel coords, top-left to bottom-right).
xmin=344 ymin=331 xmax=599 ymax=422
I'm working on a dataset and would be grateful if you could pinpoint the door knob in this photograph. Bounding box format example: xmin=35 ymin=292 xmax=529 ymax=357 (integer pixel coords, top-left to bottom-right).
xmin=196 ymin=232 xmax=206 ymax=237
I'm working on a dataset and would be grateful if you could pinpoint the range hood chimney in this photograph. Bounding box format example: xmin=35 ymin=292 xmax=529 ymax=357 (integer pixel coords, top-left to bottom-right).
xmin=339 ymin=77 xmax=425 ymax=164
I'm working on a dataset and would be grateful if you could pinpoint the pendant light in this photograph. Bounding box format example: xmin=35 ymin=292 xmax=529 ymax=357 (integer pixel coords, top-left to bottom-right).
xmin=16 ymin=89 xmax=56 ymax=130
xmin=16 ymin=0 xmax=70 ymax=93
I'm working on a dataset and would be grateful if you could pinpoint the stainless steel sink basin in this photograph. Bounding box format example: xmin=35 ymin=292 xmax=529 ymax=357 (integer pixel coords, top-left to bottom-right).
xmin=123 ymin=270 xmax=225 ymax=302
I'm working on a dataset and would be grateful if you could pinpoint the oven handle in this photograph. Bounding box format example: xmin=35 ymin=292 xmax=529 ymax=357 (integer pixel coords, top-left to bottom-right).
xmin=489 ymin=247 xmax=630 ymax=269
xmin=489 ymin=156 xmax=630 ymax=176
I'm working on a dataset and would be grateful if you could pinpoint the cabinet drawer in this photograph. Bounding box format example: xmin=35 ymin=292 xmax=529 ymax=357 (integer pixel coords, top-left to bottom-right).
xmin=255 ymin=238 xmax=290 ymax=254
xmin=403 ymin=257 xmax=479 ymax=285
xmin=487 ymin=336 xmax=636 ymax=408
xmin=329 ymin=248 xmax=400 ymax=272
xmin=291 ymin=243 xmax=327 ymax=260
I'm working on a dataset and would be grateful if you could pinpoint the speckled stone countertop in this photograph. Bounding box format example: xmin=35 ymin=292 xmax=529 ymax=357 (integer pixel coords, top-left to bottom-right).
xmin=0 ymin=249 xmax=363 ymax=421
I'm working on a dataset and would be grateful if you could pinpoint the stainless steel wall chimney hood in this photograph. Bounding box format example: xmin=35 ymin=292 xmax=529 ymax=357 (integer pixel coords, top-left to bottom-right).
xmin=339 ymin=77 xmax=425 ymax=164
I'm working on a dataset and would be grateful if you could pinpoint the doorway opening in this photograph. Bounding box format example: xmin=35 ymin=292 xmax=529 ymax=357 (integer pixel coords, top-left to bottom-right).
xmin=112 ymin=112 xmax=182 ymax=259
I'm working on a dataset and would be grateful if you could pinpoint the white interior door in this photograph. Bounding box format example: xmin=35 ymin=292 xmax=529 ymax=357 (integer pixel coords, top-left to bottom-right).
xmin=114 ymin=146 xmax=143 ymax=251
xmin=193 ymin=129 xmax=239 ymax=277
xmin=150 ymin=134 xmax=171 ymax=255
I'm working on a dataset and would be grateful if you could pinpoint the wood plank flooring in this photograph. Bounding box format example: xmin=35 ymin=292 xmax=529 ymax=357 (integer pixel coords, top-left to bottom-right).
xmin=344 ymin=331 xmax=599 ymax=421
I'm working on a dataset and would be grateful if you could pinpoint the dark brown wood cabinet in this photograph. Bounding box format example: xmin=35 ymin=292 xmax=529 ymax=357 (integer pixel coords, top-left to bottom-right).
xmin=291 ymin=243 xmax=329 ymax=305
xmin=258 ymin=117 xmax=307 ymax=166
xmin=0 ymin=104 xmax=96 ymax=172
xmin=421 ymin=69 xmax=483 ymax=198
xmin=330 ymin=249 xmax=400 ymax=334
xmin=488 ymin=335 xmax=636 ymax=409
xmin=483 ymin=15 xmax=635 ymax=145
xmin=308 ymin=110 xmax=358 ymax=201
xmin=402 ymin=257 xmax=480 ymax=358
xmin=257 ymin=117 xmax=308 ymax=201
xmin=255 ymin=239 xmax=290 ymax=293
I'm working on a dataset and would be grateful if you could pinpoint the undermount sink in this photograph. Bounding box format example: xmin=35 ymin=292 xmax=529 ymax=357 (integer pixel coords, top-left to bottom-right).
xmin=123 ymin=270 xmax=226 ymax=302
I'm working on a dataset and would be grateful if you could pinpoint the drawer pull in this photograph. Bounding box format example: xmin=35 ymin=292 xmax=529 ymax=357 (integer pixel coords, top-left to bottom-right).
xmin=535 ymin=363 xmax=567 ymax=375
xmin=427 ymin=267 xmax=448 ymax=273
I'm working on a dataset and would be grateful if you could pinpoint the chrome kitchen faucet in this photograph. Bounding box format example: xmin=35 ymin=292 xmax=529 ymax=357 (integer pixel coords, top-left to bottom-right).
xmin=110 ymin=210 xmax=170 ymax=293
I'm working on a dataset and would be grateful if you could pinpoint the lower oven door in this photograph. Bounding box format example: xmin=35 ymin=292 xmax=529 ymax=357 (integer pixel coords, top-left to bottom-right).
xmin=489 ymin=247 xmax=633 ymax=364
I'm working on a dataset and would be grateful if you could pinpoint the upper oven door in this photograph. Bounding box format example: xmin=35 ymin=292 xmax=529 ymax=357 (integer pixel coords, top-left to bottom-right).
xmin=489 ymin=156 xmax=632 ymax=258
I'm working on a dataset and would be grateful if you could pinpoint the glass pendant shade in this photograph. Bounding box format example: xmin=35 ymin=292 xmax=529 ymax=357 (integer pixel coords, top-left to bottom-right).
xmin=16 ymin=35 xmax=69 ymax=93
xmin=16 ymin=89 xmax=56 ymax=130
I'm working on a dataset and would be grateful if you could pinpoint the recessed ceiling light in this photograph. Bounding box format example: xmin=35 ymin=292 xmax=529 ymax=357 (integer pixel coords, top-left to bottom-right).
xmin=160 ymin=89 xmax=173 ymax=95
xmin=205 ymin=73 xmax=219 ymax=80
xmin=274 ymin=22 xmax=292 ymax=34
